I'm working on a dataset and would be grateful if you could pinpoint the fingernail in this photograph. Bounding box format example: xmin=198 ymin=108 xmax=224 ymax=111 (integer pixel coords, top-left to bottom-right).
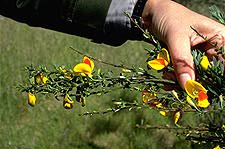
xmin=179 ymin=73 xmax=192 ymax=88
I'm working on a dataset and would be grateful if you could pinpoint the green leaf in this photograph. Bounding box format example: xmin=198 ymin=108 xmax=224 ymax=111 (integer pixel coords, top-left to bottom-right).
xmin=209 ymin=5 xmax=225 ymax=25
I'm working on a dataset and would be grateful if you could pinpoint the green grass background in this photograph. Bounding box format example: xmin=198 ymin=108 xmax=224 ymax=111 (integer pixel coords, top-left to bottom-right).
xmin=0 ymin=1 xmax=224 ymax=148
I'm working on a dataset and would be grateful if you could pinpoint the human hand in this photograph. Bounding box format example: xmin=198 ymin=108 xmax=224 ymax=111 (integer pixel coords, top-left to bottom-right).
xmin=142 ymin=0 xmax=225 ymax=88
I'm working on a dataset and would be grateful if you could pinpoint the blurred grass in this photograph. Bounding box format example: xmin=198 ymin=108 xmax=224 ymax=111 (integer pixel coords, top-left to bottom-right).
xmin=0 ymin=1 xmax=223 ymax=148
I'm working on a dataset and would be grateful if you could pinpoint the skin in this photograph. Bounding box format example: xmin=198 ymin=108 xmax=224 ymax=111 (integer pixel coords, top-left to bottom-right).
xmin=141 ymin=0 xmax=225 ymax=88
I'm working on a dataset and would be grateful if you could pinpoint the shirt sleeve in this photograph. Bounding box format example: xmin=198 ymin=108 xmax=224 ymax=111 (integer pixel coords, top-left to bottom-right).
xmin=103 ymin=0 xmax=140 ymax=45
xmin=0 ymin=0 xmax=143 ymax=46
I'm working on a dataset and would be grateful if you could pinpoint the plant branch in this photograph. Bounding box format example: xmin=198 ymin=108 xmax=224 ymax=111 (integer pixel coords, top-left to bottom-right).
xmin=70 ymin=46 xmax=135 ymax=71
xmin=190 ymin=26 xmax=219 ymax=49
xmin=136 ymin=124 xmax=210 ymax=131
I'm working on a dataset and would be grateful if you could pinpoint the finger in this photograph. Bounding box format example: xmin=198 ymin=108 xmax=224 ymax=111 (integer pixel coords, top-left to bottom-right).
xmin=167 ymin=35 xmax=195 ymax=89
xmin=218 ymin=54 xmax=225 ymax=65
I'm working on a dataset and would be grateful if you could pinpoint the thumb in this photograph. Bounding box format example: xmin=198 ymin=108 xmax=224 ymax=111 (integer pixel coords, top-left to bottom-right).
xmin=167 ymin=35 xmax=195 ymax=89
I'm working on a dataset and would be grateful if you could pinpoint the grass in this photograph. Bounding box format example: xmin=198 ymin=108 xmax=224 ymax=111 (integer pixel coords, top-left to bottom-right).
xmin=0 ymin=1 xmax=223 ymax=148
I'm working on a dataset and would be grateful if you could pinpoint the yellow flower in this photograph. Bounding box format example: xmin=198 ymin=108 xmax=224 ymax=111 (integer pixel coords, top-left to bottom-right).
xmin=213 ymin=145 xmax=221 ymax=149
xmin=28 ymin=92 xmax=36 ymax=107
xmin=200 ymin=56 xmax=211 ymax=70
xmin=73 ymin=56 xmax=94 ymax=77
xmin=142 ymin=89 xmax=157 ymax=103
xmin=159 ymin=111 xmax=167 ymax=116
xmin=147 ymin=48 xmax=170 ymax=70
xmin=63 ymin=94 xmax=74 ymax=109
xmin=174 ymin=111 xmax=182 ymax=124
xmin=35 ymin=73 xmax=48 ymax=85
xmin=142 ymin=89 xmax=168 ymax=116
xmin=185 ymin=80 xmax=207 ymax=98
xmin=42 ymin=76 xmax=48 ymax=84
xmin=185 ymin=80 xmax=210 ymax=108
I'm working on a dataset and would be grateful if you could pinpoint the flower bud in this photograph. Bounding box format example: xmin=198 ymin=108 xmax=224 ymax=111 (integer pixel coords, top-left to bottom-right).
xmin=28 ymin=92 xmax=36 ymax=107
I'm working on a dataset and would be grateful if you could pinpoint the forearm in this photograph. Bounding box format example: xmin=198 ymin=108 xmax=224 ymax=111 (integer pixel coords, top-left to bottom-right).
xmin=0 ymin=0 xmax=146 ymax=45
xmin=0 ymin=0 xmax=112 ymax=38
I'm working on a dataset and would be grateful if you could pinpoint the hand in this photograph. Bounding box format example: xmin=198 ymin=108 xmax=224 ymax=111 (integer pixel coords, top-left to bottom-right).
xmin=142 ymin=0 xmax=225 ymax=88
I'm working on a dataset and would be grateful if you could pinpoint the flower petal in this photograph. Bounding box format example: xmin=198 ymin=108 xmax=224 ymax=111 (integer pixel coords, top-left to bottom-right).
xmin=63 ymin=94 xmax=74 ymax=109
xmin=41 ymin=76 xmax=48 ymax=84
xmin=174 ymin=111 xmax=181 ymax=124
xmin=73 ymin=63 xmax=92 ymax=76
xmin=63 ymin=102 xmax=73 ymax=109
xmin=142 ymin=89 xmax=157 ymax=103
xmin=213 ymin=145 xmax=221 ymax=149
xmin=159 ymin=111 xmax=167 ymax=116
xmin=186 ymin=95 xmax=200 ymax=111
xmin=34 ymin=73 xmax=42 ymax=84
xmin=28 ymin=92 xmax=36 ymax=107
xmin=200 ymin=56 xmax=211 ymax=70
xmin=83 ymin=56 xmax=94 ymax=70
xmin=64 ymin=94 xmax=74 ymax=104
xmin=197 ymin=92 xmax=210 ymax=108
xmin=34 ymin=73 xmax=48 ymax=84
xmin=147 ymin=58 xmax=168 ymax=70
xmin=197 ymin=98 xmax=210 ymax=108
xmin=186 ymin=95 xmax=196 ymax=107
xmin=198 ymin=91 xmax=208 ymax=101
xmin=157 ymin=48 xmax=170 ymax=64
xmin=184 ymin=80 xmax=207 ymax=99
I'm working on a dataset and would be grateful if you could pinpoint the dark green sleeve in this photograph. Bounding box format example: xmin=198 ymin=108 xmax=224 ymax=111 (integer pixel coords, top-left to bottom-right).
xmin=0 ymin=0 xmax=112 ymax=41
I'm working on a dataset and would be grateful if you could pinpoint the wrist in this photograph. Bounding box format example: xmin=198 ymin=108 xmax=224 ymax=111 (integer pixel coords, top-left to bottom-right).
xmin=142 ymin=0 xmax=171 ymax=29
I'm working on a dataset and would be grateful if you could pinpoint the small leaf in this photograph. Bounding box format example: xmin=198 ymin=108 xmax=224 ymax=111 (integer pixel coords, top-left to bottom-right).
xmin=209 ymin=5 xmax=225 ymax=25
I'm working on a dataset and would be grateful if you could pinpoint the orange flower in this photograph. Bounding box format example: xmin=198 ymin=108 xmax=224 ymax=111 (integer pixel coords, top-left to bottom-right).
xmin=147 ymin=48 xmax=170 ymax=70
xmin=73 ymin=56 xmax=94 ymax=77
xmin=185 ymin=80 xmax=210 ymax=108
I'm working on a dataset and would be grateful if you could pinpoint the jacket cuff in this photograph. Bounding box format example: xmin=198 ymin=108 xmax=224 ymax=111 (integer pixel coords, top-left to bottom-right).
xmin=104 ymin=0 xmax=145 ymax=43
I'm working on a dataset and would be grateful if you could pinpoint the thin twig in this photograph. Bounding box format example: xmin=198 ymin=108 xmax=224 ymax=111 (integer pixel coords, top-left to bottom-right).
xmin=136 ymin=124 xmax=209 ymax=131
xmin=70 ymin=46 xmax=135 ymax=71
xmin=156 ymin=108 xmax=224 ymax=113
xmin=190 ymin=26 xmax=219 ymax=49
xmin=124 ymin=12 xmax=158 ymax=47
xmin=79 ymin=105 xmax=141 ymax=116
